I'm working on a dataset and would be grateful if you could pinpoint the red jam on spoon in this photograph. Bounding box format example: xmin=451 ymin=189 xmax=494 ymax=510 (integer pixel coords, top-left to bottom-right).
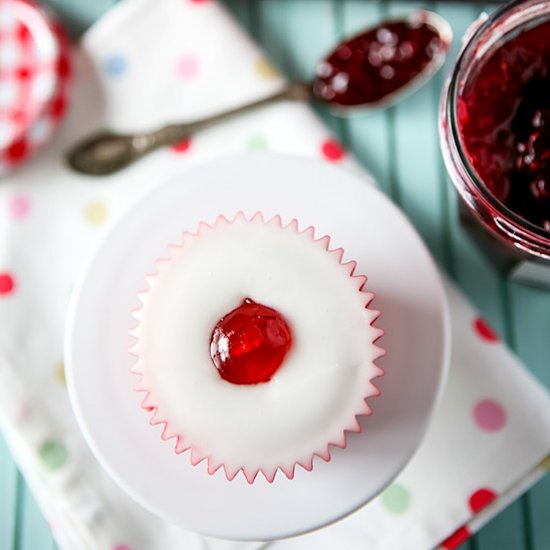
xmin=459 ymin=19 xmax=550 ymax=231
xmin=210 ymin=298 xmax=292 ymax=385
xmin=313 ymin=12 xmax=449 ymax=107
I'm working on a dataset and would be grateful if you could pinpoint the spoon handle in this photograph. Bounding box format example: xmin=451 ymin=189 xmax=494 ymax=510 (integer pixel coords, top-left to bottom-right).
xmin=67 ymin=82 xmax=311 ymax=176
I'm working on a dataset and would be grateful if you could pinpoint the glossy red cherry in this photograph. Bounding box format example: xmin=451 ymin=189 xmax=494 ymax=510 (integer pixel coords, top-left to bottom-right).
xmin=210 ymin=298 xmax=292 ymax=385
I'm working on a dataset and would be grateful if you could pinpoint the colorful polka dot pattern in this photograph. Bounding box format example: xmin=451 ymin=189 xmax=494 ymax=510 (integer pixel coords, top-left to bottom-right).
xmin=473 ymin=399 xmax=507 ymax=432
xmin=39 ymin=440 xmax=68 ymax=471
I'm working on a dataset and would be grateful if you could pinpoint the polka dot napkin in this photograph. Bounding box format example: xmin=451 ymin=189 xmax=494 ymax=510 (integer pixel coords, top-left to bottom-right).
xmin=1 ymin=0 xmax=550 ymax=549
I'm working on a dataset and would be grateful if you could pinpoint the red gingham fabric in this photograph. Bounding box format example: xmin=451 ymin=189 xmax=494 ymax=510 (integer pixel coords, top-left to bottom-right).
xmin=0 ymin=0 xmax=71 ymax=174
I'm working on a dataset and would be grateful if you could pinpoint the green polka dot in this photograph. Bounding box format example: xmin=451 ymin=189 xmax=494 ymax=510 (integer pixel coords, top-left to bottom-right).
xmin=380 ymin=483 xmax=411 ymax=515
xmin=246 ymin=135 xmax=269 ymax=151
xmin=39 ymin=440 xmax=68 ymax=470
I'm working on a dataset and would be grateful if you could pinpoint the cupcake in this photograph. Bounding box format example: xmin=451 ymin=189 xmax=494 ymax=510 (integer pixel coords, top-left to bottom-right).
xmin=129 ymin=213 xmax=384 ymax=483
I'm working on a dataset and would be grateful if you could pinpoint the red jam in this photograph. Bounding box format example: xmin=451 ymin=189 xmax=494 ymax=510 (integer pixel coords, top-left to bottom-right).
xmin=459 ymin=19 xmax=550 ymax=231
xmin=209 ymin=298 xmax=292 ymax=385
xmin=313 ymin=13 xmax=447 ymax=106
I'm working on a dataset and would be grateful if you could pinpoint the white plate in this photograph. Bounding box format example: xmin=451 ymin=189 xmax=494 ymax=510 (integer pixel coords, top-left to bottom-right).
xmin=65 ymin=153 xmax=450 ymax=541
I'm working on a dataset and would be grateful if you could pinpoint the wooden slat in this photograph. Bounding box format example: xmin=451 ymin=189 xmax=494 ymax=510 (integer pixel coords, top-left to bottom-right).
xmin=338 ymin=2 xmax=394 ymax=196
xmin=256 ymin=0 xmax=340 ymax=133
xmin=383 ymin=1 xmax=447 ymax=265
xmin=0 ymin=436 xmax=17 ymax=550
xmin=526 ymin=474 xmax=550 ymax=550
xmin=507 ymin=278 xmax=550 ymax=550
xmin=256 ymin=0 xmax=336 ymax=80
xmin=41 ymin=0 xmax=118 ymax=35
xmin=222 ymin=0 xmax=255 ymax=38
xmin=508 ymin=281 xmax=550 ymax=550
xmin=19 ymin=484 xmax=55 ymax=550
xmin=474 ymin=500 xmax=528 ymax=550
xmin=508 ymin=283 xmax=550 ymax=550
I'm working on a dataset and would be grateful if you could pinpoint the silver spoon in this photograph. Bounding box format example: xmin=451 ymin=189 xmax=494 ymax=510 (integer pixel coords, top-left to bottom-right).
xmin=67 ymin=11 xmax=451 ymax=176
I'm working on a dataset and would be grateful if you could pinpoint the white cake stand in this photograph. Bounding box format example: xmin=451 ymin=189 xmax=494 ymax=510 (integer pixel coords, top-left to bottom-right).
xmin=65 ymin=153 xmax=450 ymax=541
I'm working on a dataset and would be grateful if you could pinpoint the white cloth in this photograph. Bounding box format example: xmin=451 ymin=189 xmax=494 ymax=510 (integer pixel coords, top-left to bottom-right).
xmin=1 ymin=0 xmax=550 ymax=549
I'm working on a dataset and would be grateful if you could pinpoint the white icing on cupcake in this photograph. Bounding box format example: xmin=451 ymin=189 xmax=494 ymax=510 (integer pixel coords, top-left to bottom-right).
xmin=130 ymin=213 xmax=384 ymax=483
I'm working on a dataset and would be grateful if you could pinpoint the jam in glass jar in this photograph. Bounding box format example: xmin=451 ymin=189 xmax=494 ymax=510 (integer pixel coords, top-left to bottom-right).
xmin=440 ymin=0 xmax=550 ymax=288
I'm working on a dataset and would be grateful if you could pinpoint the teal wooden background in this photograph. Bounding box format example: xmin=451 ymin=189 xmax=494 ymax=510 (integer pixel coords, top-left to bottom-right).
xmin=2 ymin=0 xmax=550 ymax=548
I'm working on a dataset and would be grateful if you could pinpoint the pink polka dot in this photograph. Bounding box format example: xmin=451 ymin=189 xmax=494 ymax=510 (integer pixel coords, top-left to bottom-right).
xmin=469 ymin=488 xmax=497 ymax=513
xmin=8 ymin=194 xmax=30 ymax=220
xmin=171 ymin=138 xmax=192 ymax=153
xmin=473 ymin=399 xmax=507 ymax=432
xmin=474 ymin=317 xmax=499 ymax=343
xmin=321 ymin=139 xmax=346 ymax=162
xmin=177 ymin=55 xmax=199 ymax=78
xmin=0 ymin=273 xmax=15 ymax=295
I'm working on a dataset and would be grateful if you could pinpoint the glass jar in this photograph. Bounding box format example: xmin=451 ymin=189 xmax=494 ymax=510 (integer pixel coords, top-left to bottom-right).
xmin=439 ymin=0 xmax=550 ymax=288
